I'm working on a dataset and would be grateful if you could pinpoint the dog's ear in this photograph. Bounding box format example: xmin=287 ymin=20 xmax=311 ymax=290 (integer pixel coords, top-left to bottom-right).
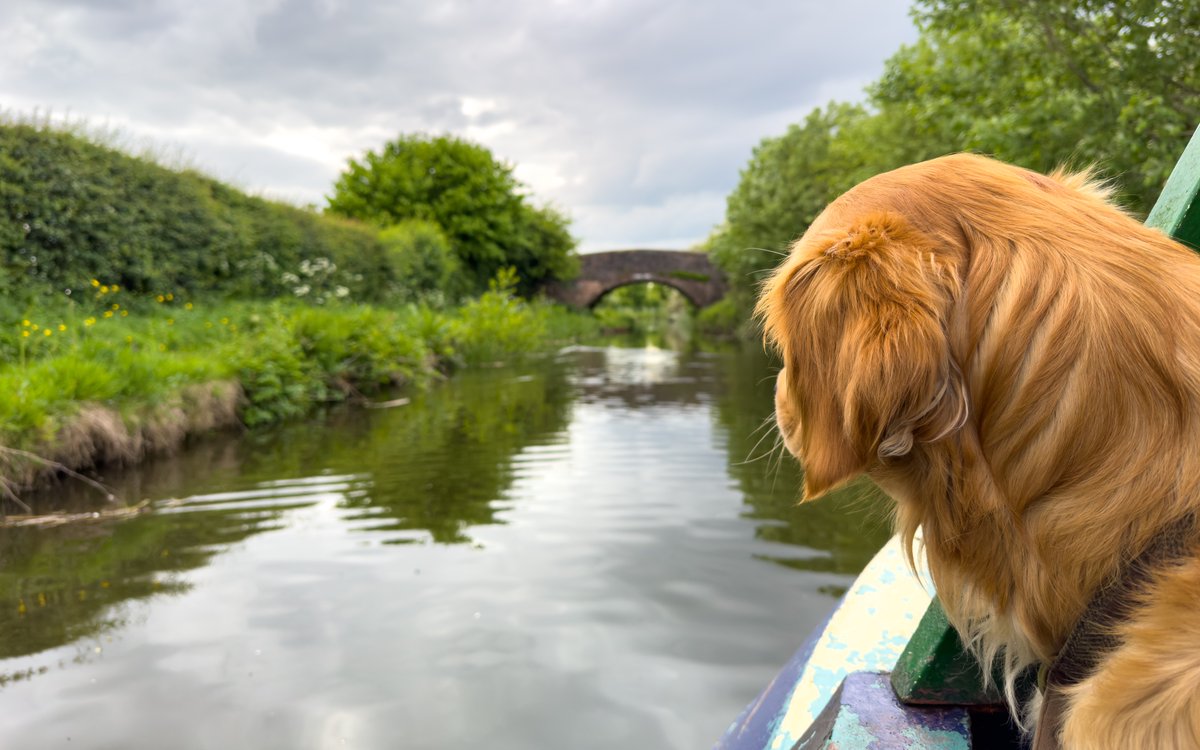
xmin=761 ymin=211 xmax=967 ymax=501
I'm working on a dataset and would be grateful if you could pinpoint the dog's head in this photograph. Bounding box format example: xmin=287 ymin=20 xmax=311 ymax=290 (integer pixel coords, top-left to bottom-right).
xmin=758 ymin=151 xmax=1192 ymax=554
xmin=757 ymin=178 xmax=969 ymax=502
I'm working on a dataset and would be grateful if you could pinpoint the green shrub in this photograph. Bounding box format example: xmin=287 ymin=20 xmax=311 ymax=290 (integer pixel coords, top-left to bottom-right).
xmin=451 ymin=268 xmax=545 ymax=365
xmin=696 ymin=297 xmax=741 ymax=336
xmin=539 ymin=301 xmax=601 ymax=343
xmin=289 ymin=305 xmax=430 ymax=393
xmin=0 ymin=119 xmax=391 ymax=303
xmin=230 ymin=324 xmax=311 ymax=427
xmin=399 ymin=303 xmax=457 ymax=364
xmin=379 ymin=220 xmax=458 ymax=302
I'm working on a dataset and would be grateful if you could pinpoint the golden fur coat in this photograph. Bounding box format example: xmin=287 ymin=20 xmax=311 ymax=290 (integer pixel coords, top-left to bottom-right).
xmin=757 ymin=154 xmax=1200 ymax=748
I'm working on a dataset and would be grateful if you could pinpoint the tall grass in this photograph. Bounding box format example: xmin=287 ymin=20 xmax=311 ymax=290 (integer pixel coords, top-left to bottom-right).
xmin=0 ymin=272 xmax=597 ymax=493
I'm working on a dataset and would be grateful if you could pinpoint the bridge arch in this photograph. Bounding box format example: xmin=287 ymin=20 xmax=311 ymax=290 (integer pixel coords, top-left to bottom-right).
xmin=545 ymin=250 xmax=727 ymax=309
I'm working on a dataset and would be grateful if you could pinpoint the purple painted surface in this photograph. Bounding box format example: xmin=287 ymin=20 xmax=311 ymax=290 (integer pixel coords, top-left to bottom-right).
xmin=713 ymin=600 xmax=839 ymax=750
xmin=797 ymin=672 xmax=970 ymax=749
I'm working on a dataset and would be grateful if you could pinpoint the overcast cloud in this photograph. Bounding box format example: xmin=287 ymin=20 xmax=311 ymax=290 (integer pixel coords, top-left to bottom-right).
xmin=0 ymin=0 xmax=917 ymax=251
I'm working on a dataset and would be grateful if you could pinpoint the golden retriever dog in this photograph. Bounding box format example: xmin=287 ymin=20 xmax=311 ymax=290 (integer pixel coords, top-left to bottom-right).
xmin=757 ymin=153 xmax=1200 ymax=749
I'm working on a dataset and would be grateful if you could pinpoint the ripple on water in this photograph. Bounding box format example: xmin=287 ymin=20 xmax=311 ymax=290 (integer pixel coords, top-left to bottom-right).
xmin=0 ymin=346 xmax=891 ymax=750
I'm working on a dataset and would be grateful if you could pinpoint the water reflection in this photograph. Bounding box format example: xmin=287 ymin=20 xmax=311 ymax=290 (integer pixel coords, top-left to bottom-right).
xmin=2 ymin=359 xmax=576 ymax=672
xmin=0 ymin=344 xmax=893 ymax=749
xmin=325 ymin=361 xmax=575 ymax=544
xmin=712 ymin=346 xmax=892 ymax=579
xmin=0 ymin=487 xmax=296 ymax=664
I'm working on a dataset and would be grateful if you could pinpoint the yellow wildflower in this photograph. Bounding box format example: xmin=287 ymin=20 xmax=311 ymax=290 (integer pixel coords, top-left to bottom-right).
xmin=85 ymin=318 xmax=96 ymax=326
xmin=112 ymin=285 xmax=120 ymax=292
xmin=30 ymin=324 xmax=38 ymax=331
xmin=104 ymin=311 xmax=113 ymax=319
xmin=58 ymin=324 xmax=66 ymax=331
xmin=220 ymin=317 xmax=229 ymax=325
xmin=156 ymin=295 xmax=165 ymax=303
xmin=111 ymin=303 xmax=119 ymax=310
xmin=21 ymin=331 xmax=29 ymax=338
xmin=185 ymin=302 xmax=193 ymax=310
xmin=166 ymin=293 xmax=174 ymax=301
xmin=100 ymin=285 xmax=109 ymax=294
xmin=43 ymin=329 xmax=51 ymax=337
xmin=91 ymin=279 xmax=100 ymax=287
xmin=21 ymin=319 xmax=29 ymax=327
xmin=120 ymin=310 xmax=128 ymax=317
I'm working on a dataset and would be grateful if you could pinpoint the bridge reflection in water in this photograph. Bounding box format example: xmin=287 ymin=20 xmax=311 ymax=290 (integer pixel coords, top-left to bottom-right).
xmin=545 ymin=249 xmax=727 ymax=308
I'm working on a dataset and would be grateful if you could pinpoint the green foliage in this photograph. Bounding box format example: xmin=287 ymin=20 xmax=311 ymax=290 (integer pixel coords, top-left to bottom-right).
xmin=876 ymin=0 xmax=1200 ymax=215
xmin=233 ymin=324 xmax=311 ymax=427
xmin=378 ymin=219 xmax=459 ymax=301
xmin=451 ymin=268 xmax=546 ymax=365
xmin=0 ymin=284 xmax=597 ymax=480
xmin=291 ymin=305 xmax=429 ymax=393
xmin=707 ymin=103 xmax=883 ymax=311
xmin=695 ymin=297 xmax=742 ymax=337
xmin=326 ymin=133 xmax=578 ymax=295
xmin=0 ymin=119 xmax=392 ymax=304
xmin=590 ymin=282 xmax=695 ymax=346
xmin=668 ymin=270 xmax=711 ymax=283
xmin=508 ymin=203 xmax=581 ymax=297
xmin=540 ymin=302 xmax=602 ymax=344
xmin=708 ymin=0 xmax=1200 ymax=324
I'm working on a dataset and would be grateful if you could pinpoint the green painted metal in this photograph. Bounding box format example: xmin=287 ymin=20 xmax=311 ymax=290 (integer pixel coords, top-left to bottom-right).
xmin=891 ymin=599 xmax=1002 ymax=706
xmin=1146 ymin=127 xmax=1200 ymax=248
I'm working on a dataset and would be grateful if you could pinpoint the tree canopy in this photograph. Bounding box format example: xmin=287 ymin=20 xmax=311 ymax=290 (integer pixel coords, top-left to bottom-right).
xmin=709 ymin=0 xmax=1200 ymax=311
xmin=327 ymin=134 xmax=577 ymax=297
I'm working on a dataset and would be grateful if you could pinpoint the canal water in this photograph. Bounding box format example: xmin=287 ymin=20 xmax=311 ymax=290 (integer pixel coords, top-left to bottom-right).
xmin=0 ymin=344 xmax=890 ymax=749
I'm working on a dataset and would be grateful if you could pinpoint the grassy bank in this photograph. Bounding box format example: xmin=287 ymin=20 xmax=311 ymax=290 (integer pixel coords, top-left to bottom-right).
xmin=0 ymin=274 xmax=597 ymax=499
xmin=0 ymin=119 xmax=599 ymax=502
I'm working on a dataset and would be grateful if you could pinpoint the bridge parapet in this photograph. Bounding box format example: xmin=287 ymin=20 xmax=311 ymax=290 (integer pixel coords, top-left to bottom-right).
xmin=545 ymin=249 xmax=727 ymax=309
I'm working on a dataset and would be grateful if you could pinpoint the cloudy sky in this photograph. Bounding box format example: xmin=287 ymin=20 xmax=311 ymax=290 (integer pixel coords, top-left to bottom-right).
xmin=1 ymin=0 xmax=917 ymax=251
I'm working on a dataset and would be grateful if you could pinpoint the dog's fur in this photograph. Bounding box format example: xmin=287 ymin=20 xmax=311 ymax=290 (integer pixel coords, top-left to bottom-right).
xmin=757 ymin=153 xmax=1200 ymax=748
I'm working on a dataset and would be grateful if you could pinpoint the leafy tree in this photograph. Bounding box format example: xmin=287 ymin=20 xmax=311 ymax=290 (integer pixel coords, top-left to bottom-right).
xmin=508 ymin=204 xmax=580 ymax=297
xmin=326 ymin=134 xmax=577 ymax=295
xmin=708 ymin=0 xmax=1200 ymax=324
xmin=876 ymin=0 xmax=1200 ymax=214
xmin=706 ymin=103 xmax=882 ymax=309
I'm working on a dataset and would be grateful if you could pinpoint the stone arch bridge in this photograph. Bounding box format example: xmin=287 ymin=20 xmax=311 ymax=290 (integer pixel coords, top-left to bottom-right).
xmin=545 ymin=249 xmax=727 ymax=309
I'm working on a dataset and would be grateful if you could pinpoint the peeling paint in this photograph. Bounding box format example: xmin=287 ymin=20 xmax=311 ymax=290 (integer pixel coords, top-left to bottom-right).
xmin=716 ymin=535 xmax=935 ymax=750
xmin=792 ymin=673 xmax=970 ymax=749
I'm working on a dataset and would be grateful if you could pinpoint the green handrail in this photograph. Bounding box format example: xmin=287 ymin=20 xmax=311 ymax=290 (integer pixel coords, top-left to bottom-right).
xmin=1147 ymin=127 xmax=1200 ymax=246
